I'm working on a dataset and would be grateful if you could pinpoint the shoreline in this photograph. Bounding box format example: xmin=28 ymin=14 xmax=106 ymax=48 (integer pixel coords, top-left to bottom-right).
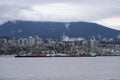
xmin=0 ymin=55 xmax=120 ymax=58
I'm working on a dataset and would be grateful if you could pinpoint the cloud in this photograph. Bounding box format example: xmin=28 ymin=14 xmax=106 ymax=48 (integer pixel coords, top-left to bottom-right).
xmin=96 ymin=17 xmax=120 ymax=30
xmin=11 ymin=3 xmax=118 ymax=22
xmin=0 ymin=0 xmax=120 ymax=5
xmin=62 ymin=35 xmax=85 ymax=41
xmin=0 ymin=0 xmax=120 ymax=30
xmin=0 ymin=4 xmax=30 ymax=24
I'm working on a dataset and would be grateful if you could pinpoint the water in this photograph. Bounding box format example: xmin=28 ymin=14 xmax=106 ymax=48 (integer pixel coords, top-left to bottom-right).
xmin=0 ymin=57 xmax=120 ymax=80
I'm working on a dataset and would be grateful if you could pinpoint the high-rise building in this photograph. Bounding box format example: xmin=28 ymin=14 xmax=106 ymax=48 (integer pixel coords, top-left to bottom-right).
xmin=0 ymin=38 xmax=7 ymax=45
xmin=34 ymin=36 xmax=42 ymax=45
xmin=28 ymin=36 xmax=35 ymax=46
xmin=17 ymin=38 xmax=24 ymax=46
xmin=24 ymin=38 xmax=29 ymax=46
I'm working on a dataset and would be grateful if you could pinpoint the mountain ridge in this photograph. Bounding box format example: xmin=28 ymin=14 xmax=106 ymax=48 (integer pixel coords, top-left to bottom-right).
xmin=0 ymin=20 xmax=120 ymax=41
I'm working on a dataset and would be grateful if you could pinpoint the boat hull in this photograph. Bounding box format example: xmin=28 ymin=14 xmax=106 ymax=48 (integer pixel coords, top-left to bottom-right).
xmin=15 ymin=55 xmax=96 ymax=57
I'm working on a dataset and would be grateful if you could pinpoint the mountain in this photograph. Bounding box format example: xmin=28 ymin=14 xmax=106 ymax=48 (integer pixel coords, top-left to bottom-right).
xmin=0 ymin=21 xmax=120 ymax=41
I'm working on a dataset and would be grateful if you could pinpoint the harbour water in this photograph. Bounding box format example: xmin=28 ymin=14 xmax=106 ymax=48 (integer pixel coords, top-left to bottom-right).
xmin=0 ymin=57 xmax=120 ymax=80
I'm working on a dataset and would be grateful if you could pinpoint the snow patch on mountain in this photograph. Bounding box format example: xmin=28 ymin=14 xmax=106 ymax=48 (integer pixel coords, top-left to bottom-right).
xmin=65 ymin=23 xmax=70 ymax=30
xmin=18 ymin=29 xmax=22 ymax=33
xmin=117 ymin=34 xmax=120 ymax=39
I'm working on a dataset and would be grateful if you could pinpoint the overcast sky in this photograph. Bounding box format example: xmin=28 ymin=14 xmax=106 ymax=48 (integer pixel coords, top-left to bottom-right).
xmin=0 ymin=0 xmax=120 ymax=30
